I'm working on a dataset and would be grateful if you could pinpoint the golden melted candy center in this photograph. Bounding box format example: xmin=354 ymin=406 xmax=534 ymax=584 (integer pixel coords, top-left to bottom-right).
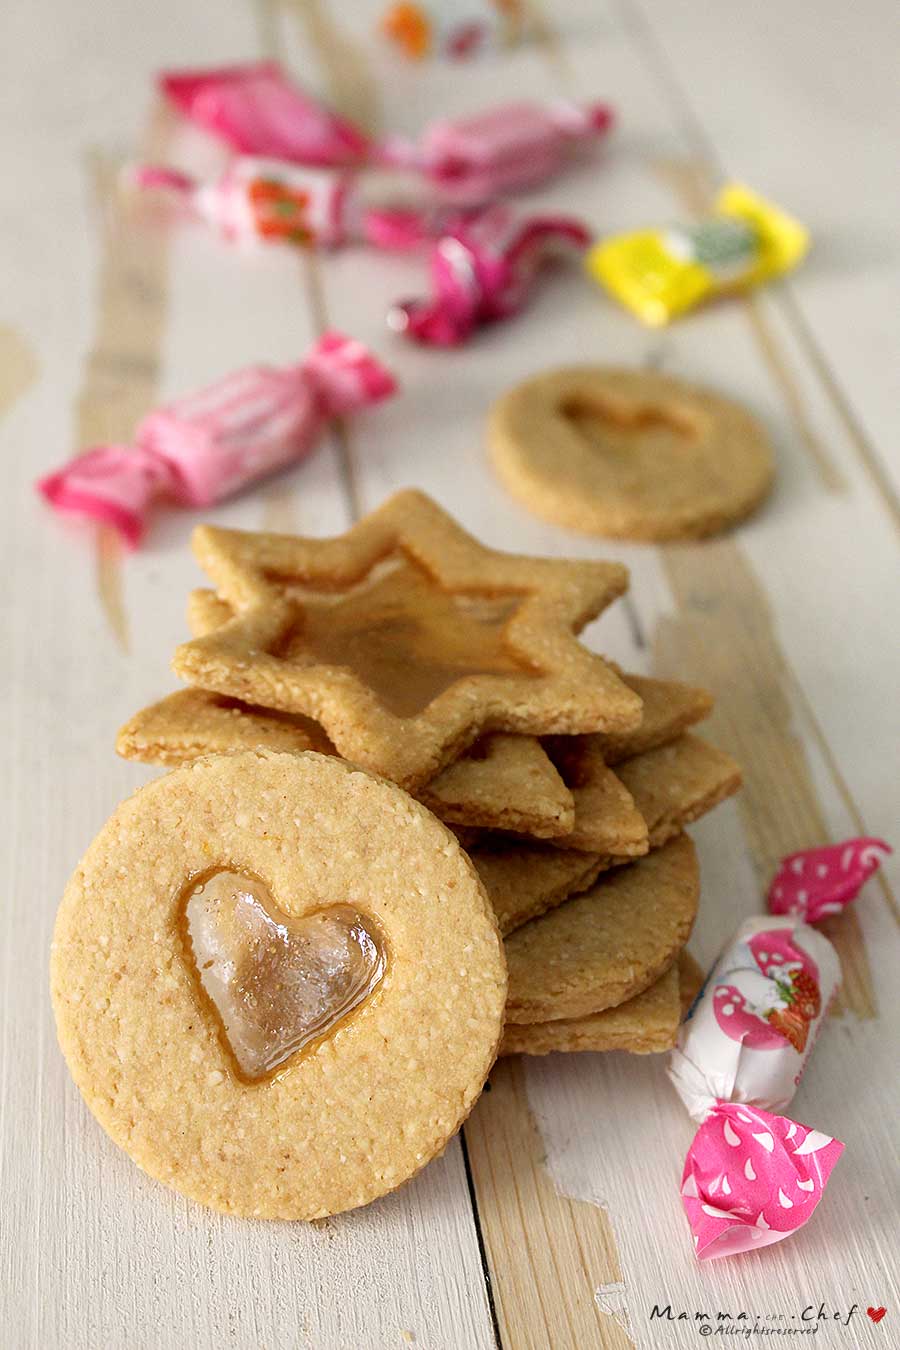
xmin=185 ymin=871 xmax=386 ymax=1081
xmin=561 ymin=393 xmax=701 ymax=461
xmin=274 ymin=554 xmax=541 ymax=717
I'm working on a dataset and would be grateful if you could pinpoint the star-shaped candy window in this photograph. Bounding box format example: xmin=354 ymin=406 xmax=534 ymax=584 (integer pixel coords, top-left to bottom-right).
xmin=173 ymin=490 xmax=641 ymax=788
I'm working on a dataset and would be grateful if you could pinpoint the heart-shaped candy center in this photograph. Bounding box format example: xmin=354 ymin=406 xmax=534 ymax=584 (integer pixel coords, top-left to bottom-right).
xmin=561 ymin=393 xmax=700 ymax=460
xmin=185 ymin=871 xmax=386 ymax=1081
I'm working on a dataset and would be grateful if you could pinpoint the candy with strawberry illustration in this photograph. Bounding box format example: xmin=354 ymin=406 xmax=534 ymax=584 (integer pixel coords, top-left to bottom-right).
xmin=712 ymin=927 xmax=822 ymax=1053
xmin=765 ymin=966 xmax=820 ymax=1052
xmin=669 ymin=917 xmax=844 ymax=1259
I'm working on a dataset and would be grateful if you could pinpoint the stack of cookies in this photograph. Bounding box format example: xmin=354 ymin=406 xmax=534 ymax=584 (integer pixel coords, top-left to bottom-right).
xmin=118 ymin=489 xmax=740 ymax=1060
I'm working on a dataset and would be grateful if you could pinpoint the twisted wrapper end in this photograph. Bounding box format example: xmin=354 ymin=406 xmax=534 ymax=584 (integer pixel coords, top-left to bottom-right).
xmin=682 ymin=1101 xmax=843 ymax=1260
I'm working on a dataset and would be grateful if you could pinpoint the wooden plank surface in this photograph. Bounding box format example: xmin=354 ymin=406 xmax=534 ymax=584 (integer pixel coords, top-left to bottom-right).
xmin=2 ymin=0 xmax=898 ymax=1347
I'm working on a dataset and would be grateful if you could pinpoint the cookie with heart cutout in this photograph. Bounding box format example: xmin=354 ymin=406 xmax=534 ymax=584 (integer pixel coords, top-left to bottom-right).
xmin=50 ymin=750 xmax=506 ymax=1220
xmin=489 ymin=366 xmax=774 ymax=541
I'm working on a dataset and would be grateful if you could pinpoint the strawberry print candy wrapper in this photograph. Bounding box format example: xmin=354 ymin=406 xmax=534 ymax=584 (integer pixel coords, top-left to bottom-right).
xmin=388 ymin=206 xmax=591 ymax=346
xmin=669 ymin=917 xmax=844 ymax=1260
xmin=37 ymin=333 xmax=396 ymax=547
xmin=768 ymin=838 xmax=891 ymax=922
xmin=159 ymin=62 xmax=371 ymax=167
xmin=380 ymin=99 xmax=615 ymax=205
xmin=133 ymin=161 xmax=432 ymax=252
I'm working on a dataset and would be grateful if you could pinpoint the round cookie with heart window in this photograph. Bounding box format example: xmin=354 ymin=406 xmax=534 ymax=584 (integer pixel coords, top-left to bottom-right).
xmin=488 ymin=366 xmax=774 ymax=541
xmin=51 ymin=750 xmax=507 ymax=1219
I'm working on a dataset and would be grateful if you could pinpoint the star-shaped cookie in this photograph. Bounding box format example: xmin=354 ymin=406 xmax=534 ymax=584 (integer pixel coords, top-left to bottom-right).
xmin=172 ymin=490 xmax=641 ymax=788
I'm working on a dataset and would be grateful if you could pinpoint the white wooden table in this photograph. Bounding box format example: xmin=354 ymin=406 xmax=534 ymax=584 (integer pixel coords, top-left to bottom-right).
xmin=3 ymin=1 xmax=898 ymax=1346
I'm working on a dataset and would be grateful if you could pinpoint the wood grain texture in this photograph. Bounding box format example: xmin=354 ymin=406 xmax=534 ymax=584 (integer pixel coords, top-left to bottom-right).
xmin=79 ymin=114 xmax=175 ymax=651
xmin=3 ymin=0 xmax=899 ymax=1346
xmin=656 ymin=541 xmax=877 ymax=1019
xmin=465 ymin=1061 xmax=632 ymax=1350
xmin=0 ymin=326 xmax=38 ymax=413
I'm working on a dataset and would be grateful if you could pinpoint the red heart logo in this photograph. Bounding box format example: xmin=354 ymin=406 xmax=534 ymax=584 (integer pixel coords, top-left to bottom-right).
xmin=867 ymin=1307 xmax=887 ymax=1324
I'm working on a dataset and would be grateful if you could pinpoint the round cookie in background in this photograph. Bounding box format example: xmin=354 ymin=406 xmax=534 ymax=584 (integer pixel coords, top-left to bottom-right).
xmin=488 ymin=366 xmax=774 ymax=541
xmin=51 ymin=750 xmax=507 ymax=1220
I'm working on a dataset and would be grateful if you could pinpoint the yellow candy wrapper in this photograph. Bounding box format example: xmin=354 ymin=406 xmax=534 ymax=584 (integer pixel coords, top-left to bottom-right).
xmin=586 ymin=185 xmax=809 ymax=325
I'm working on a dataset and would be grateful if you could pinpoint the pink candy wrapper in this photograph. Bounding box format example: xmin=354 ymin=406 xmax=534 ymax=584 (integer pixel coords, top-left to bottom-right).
xmin=388 ymin=206 xmax=591 ymax=346
xmin=381 ymin=99 xmax=614 ymax=204
xmin=133 ymin=161 xmax=432 ymax=252
xmin=37 ymin=333 xmax=396 ymax=546
xmin=159 ymin=62 xmax=372 ymax=166
xmin=669 ymin=917 xmax=844 ymax=1260
xmin=768 ymin=838 xmax=891 ymax=923
xmin=159 ymin=62 xmax=613 ymax=204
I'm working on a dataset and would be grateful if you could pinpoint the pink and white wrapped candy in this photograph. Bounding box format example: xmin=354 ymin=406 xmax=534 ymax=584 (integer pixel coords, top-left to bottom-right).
xmin=133 ymin=160 xmax=431 ymax=252
xmin=158 ymin=62 xmax=614 ymax=205
xmin=381 ymin=99 xmax=615 ymax=204
xmin=37 ymin=333 xmax=396 ymax=547
xmin=159 ymin=62 xmax=372 ymax=167
xmin=768 ymin=838 xmax=891 ymax=923
xmin=388 ymin=205 xmax=591 ymax=346
xmin=669 ymin=917 xmax=844 ymax=1260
